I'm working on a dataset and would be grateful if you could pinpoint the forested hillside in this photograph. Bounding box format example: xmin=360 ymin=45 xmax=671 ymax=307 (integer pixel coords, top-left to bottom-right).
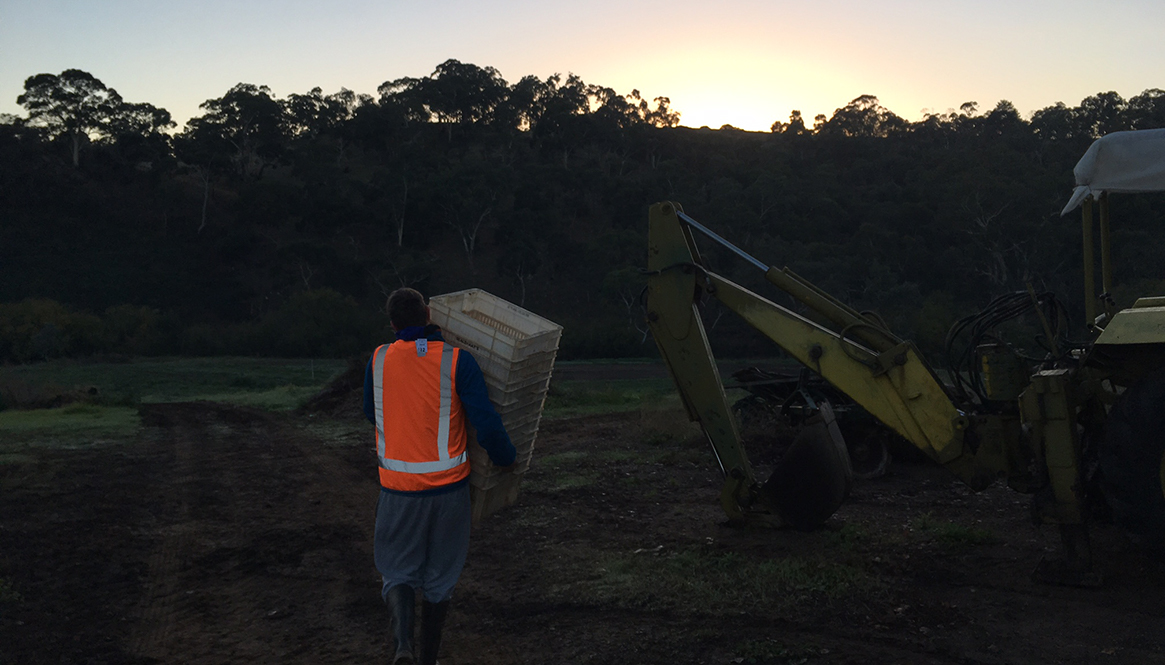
xmin=2 ymin=62 xmax=1164 ymax=362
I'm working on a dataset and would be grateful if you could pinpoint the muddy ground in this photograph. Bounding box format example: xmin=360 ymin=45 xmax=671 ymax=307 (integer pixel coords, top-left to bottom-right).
xmin=2 ymin=394 xmax=1164 ymax=664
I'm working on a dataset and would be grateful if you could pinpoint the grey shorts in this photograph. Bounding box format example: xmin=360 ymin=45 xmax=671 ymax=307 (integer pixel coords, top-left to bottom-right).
xmin=374 ymin=483 xmax=471 ymax=603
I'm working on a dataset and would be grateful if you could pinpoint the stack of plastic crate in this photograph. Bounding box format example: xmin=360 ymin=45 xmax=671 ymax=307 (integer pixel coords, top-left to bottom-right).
xmin=428 ymin=289 xmax=562 ymax=522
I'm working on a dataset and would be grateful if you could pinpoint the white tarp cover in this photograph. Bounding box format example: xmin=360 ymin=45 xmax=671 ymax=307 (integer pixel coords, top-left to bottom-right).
xmin=1061 ymin=128 xmax=1165 ymax=215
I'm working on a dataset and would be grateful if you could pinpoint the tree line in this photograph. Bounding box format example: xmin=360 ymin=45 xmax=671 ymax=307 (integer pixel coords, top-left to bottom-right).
xmin=2 ymin=61 xmax=1164 ymax=363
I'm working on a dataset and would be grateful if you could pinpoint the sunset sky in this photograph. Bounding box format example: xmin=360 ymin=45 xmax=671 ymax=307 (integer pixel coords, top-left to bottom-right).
xmin=1 ymin=0 xmax=1163 ymax=132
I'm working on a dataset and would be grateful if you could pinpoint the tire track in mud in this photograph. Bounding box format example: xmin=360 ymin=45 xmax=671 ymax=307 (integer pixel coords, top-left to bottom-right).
xmin=126 ymin=402 xmax=382 ymax=664
xmin=125 ymin=405 xmax=197 ymax=660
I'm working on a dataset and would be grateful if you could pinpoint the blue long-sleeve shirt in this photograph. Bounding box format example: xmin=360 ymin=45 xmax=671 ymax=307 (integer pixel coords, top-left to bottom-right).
xmin=364 ymin=325 xmax=516 ymax=494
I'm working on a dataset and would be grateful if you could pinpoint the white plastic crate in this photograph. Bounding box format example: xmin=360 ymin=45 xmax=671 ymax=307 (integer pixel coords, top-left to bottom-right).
xmin=470 ymin=474 xmax=523 ymax=523
xmin=495 ymin=397 xmax=548 ymax=425
xmin=468 ymin=449 xmax=533 ymax=482
xmin=430 ymin=289 xmax=563 ymax=363
xmin=471 ymin=453 xmax=532 ymax=486
xmin=468 ymin=428 xmax=540 ymax=468
xmin=484 ymin=374 xmax=552 ymax=407
xmin=431 ymin=290 xmax=561 ymax=523
xmin=466 ymin=422 xmax=541 ymax=507
xmin=442 ymin=330 xmax=558 ymax=386
xmin=467 ymin=424 xmax=538 ymax=455
xmin=472 ymin=452 xmax=535 ymax=488
xmin=501 ymin=418 xmax=542 ymax=443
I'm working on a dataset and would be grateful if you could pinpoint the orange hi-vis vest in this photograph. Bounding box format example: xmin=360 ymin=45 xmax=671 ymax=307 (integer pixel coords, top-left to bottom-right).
xmin=371 ymin=338 xmax=470 ymax=491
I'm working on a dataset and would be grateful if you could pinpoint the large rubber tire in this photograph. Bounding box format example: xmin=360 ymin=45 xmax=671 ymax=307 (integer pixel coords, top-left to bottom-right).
xmin=1100 ymin=372 xmax=1165 ymax=554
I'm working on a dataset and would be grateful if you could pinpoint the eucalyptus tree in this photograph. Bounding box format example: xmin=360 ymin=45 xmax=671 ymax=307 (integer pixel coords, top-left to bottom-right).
xmin=1030 ymin=102 xmax=1078 ymax=141
xmin=1126 ymin=89 xmax=1165 ymax=130
xmin=532 ymin=73 xmax=592 ymax=168
xmin=17 ymin=69 xmax=123 ymax=167
xmin=283 ymin=87 xmax=365 ymax=139
xmin=107 ymin=100 xmax=176 ymax=166
xmin=182 ymin=83 xmax=288 ymax=180
xmin=431 ymin=151 xmax=515 ymax=272
xmin=818 ymin=95 xmax=907 ymax=138
xmin=379 ymin=60 xmax=510 ymax=141
xmin=419 ymin=59 xmax=509 ymax=129
xmin=1076 ymin=91 xmax=1127 ymax=138
xmin=502 ymin=74 xmax=555 ymax=132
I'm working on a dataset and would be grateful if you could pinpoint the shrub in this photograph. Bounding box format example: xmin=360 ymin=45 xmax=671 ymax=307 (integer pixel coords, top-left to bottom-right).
xmin=179 ymin=322 xmax=237 ymax=356
xmin=253 ymin=289 xmax=388 ymax=358
xmin=0 ymin=376 xmax=96 ymax=410
xmin=0 ymin=299 xmax=181 ymax=362
xmin=0 ymin=292 xmax=386 ymax=361
xmin=0 ymin=299 xmax=102 ymax=362
xmin=101 ymin=304 xmax=175 ymax=356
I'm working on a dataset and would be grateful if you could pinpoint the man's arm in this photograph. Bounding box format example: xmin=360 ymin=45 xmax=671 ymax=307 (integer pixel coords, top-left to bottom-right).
xmin=455 ymin=352 xmax=517 ymax=467
xmin=363 ymin=354 xmax=376 ymax=425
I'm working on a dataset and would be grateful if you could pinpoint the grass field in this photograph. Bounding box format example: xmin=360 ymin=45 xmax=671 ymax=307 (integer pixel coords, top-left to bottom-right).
xmin=0 ymin=357 xmax=688 ymax=438
xmin=0 ymin=356 xmax=347 ymax=406
xmin=542 ymin=377 xmax=678 ymax=419
xmin=0 ymin=357 xmax=348 ymax=438
xmin=0 ymin=357 xmax=731 ymax=438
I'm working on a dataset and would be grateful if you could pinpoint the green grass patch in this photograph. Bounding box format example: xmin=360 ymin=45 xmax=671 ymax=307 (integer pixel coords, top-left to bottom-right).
xmin=0 ymin=356 xmax=346 ymax=406
xmin=565 ymin=547 xmax=882 ymax=614
xmin=0 ymin=357 xmax=346 ymax=440
xmin=302 ymin=418 xmax=369 ymax=447
xmin=823 ymin=523 xmax=877 ymax=553
xmin=525 ymin=451 xmax=601 ymax=492
xmin=0 ymin=404 xmax=140 ymax=435
xmin=639 ymin=396 xmax=703 ymax=446
xmin=543 ymin=378 xmax=676 ymax=419
xmin=913 ymin=512 xmax=997 ymax=548
xmin=186 ymin=384 xmax=323 ymax=411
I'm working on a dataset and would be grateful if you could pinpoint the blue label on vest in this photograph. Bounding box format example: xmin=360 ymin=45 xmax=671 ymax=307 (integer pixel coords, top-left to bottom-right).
xmin=415 ymin=339 xmax=428 ymax=357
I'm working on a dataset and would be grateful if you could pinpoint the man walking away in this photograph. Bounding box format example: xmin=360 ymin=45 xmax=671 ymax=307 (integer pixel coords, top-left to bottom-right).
xmin=364 ymin=288 xmax=516 ymax=664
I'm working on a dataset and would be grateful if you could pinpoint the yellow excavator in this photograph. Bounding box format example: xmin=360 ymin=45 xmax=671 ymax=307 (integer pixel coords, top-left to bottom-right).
xmin=645 ymin=129 xmax=1165 ymax=586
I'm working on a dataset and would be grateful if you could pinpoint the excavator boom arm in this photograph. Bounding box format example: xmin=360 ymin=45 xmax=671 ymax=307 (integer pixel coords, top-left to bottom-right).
xmin=646 ymin=202 xmax=1009 ymax=522
xmin=706 ymin=271 xmax=968 ymax=463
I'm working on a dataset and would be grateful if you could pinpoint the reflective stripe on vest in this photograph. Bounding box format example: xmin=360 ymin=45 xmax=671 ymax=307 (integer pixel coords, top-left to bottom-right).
xmin=436 ymin=340 xmax=456 ymax=464
xmin=372 ymin=341 xmax=467 ymax=479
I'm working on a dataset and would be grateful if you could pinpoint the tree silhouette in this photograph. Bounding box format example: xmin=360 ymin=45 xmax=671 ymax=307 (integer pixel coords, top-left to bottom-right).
xmin=17 ymin=69 xmax=123 ymax=167
xmin=820 ymin=95 xmax=907 ymax=138
xmin=183 ymin=83 xmax=288 ymax=179
xmin=1127 ymin=89 xmax=1165 ymax=130
xmin=6 ymin=61 xmax=1165 ymax=362
xmin=398 ymin=60 xmax=510 ymax=140
xmin=1077 ymin=91 xmax=1127 ymax=138
xmin=284 ymin=87 xmax=364 ymax=139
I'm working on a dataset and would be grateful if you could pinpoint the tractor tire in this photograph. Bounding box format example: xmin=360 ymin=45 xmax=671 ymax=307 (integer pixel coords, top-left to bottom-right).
xmin=732 ymin=395 xmax=774 ymax=432
xmin=1100 ymin=372 xmax=1165 ymax=555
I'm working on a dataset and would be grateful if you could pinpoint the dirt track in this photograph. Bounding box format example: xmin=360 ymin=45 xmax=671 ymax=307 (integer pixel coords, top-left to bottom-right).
xmin=2 ymin=400 xmax=1164 ymax=664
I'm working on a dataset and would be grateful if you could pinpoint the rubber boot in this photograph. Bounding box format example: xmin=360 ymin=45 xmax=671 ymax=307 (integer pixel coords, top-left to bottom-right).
xmin=418 ymin=598 xmax=450 ymax=665
xmin=386 ymin=584 xmax=416 ymax=664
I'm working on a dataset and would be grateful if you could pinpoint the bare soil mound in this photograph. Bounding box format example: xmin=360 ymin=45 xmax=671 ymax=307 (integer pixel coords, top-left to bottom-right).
xmin=297 ymin=357 xmax=367 ymax=421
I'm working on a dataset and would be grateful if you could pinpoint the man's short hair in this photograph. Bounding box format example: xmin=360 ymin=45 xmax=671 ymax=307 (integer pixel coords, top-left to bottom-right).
xmin=387 ymin=288 xmax=429 ymax=330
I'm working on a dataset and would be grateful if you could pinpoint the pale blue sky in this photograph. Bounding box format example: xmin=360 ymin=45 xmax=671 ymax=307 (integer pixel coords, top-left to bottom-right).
xmin=2 ymin=0 xmax=1163 ymax=131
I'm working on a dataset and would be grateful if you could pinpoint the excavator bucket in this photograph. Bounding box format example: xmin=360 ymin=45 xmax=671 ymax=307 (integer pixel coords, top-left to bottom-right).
xmin=762 ymin=402 xmax=853 ymax=530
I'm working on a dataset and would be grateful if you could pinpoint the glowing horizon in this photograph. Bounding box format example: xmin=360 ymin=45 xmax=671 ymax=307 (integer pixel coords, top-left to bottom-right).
xmin=1 ymin=0 xmax=1162 ymax=134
